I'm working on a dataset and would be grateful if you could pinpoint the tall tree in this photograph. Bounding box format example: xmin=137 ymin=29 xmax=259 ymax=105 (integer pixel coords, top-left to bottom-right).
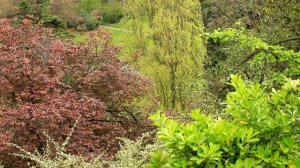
xmin=126 ymin=0 xmax=206 ymax=110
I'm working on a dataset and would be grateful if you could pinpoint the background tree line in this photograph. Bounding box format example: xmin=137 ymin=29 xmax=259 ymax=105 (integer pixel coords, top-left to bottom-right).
xmin=0 ymin=0 xmax=124 ymax=30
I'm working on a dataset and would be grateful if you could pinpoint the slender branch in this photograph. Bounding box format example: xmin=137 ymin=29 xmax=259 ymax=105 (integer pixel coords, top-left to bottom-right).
xmin=241 ymin=48 xmax=281 ymax=65
xmin=209 ymin=3 xmax=233 ymax=23
xmin=241 ymin=36 xmax=300 ymax=64
xmin=87 ymin=119 xmax=120 ymax=123
xmin=241 ymin=50 xmax=262 ymax=65
xmin=273 ymin=36 xmax=300 ymax=45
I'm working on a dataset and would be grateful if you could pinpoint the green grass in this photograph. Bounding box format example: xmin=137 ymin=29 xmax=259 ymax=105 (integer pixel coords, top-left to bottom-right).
xmin=106 ymin=19 xmax=133 ymax=30
xmin=69 ymin=31 xmax=89 ymax=44
xmin=104 ymin=19 xmax=151 ymax=49
xmin=69 ymin=28 xmax=131 ymax=47
xmin=69 ymin=20 xmax=134 ymax=45
xmin=103 ymin=20 xmax=135 ymax=45
xmin=68 ymin=19 xmax=150 ymax=55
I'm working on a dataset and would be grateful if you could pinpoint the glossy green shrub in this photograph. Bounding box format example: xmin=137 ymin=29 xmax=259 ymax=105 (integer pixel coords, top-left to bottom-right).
xmin=150 ymin=75 xmax=300 ymax=168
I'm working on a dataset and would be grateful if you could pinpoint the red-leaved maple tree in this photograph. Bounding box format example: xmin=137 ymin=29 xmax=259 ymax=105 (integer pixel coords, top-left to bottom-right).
xmin=0 ymin=18 xmax=148 ymax=167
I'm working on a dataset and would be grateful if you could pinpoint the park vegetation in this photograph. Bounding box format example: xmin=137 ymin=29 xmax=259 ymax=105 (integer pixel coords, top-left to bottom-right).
xmin=0 ymin=0 xmax=299 ymax=167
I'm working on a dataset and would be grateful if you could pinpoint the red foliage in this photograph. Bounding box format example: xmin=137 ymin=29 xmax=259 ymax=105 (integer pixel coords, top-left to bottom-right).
xmin=0 ymin=18 xmax=148 ymax=167
xmin=67 ymin=29 xmax=148 ymax=107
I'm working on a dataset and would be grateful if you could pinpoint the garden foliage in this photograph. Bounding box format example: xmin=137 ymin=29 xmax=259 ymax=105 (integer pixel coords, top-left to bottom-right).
xmin=208 ymin=28 xmax=300 ymax=83
xmin=0 ymin=18 xmax=147 ymax=167
xmin=9 ymin=121 xmax=157 ymax=168
xmin=150 ymin=75 xmax=300 ymax=167
xmin=125 ymin=0 xmax=207 ymax=111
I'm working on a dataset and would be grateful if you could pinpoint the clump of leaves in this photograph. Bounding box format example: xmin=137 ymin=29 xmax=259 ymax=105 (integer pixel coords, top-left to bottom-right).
xmin=150 ymin=74 xmax=300 ymax=167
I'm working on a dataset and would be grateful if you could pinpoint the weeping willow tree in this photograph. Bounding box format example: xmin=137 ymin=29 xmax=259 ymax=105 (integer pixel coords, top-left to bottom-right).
xmin=125 ymin=0 xmax=206 ymax=111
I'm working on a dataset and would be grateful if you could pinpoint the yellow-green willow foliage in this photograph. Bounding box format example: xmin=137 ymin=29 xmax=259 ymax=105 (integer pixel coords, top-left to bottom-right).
xmin=125 ymin=0 xmax=207 ymax=110
xmin=124 ymin=0 xmax=148 ymax=51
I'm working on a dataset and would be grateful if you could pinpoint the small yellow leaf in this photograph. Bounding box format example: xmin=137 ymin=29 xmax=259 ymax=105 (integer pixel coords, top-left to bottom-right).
xmin=288 ymin=164 xmax=296 ymax=168
xmin=239 ymin=120 xmax=248 ymax=125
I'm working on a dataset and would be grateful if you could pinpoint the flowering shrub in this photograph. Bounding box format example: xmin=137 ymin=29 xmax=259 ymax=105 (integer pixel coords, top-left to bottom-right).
xmin=9 ymin=118 xmax=105 ymax=168
xmin=0 ymin=18 xmax=148 ymax=167
xmin=9 ymin=126 xmax=158 ymax=168
xmin=108 ymin=132 xmax=159 ymax=168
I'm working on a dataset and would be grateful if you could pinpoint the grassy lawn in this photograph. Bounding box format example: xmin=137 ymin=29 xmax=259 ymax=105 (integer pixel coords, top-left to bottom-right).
xmin=69 ymin=19 xmax=150 ymax=44
xmin=68 ymin=24 xmax=133 ymax=60
xmin=69 ymin=19 xmax=151 ymax=59
xmin=69 ymin=31 xmax=89 ymax=44
xmin=69 ymin=24 xmax=130 ymax=45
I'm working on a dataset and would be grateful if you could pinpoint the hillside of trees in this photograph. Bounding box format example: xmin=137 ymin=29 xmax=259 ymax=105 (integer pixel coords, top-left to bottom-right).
xmin=0 ymin=0 xmax=299 ymax=167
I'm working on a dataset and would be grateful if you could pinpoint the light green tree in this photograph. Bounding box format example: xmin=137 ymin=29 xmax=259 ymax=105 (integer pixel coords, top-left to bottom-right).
xmin=125 ymin=0 xmax=206 ymax=110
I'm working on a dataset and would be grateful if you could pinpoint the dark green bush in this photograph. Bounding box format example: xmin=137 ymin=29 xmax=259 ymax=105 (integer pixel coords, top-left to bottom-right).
xmin=18 ymin=0 xmax=32 ymax=16
xmin=150 ymin=74 xmax=300 ymax=167
xmin=79 ymin=9 xmax=100 ymax=30
xmin=42 ymin=14 xmax=66 ymax=29
xmin=85 ymin=19 xmax=100 ymax=30
xmin=55 ymin=29 xmax=73 ymax=38
xmin=101 ymin=3 xmax=123 ymax=24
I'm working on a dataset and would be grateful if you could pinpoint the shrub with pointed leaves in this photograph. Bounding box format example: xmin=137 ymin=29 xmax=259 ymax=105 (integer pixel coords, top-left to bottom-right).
xmin=0 ymin=18 xmax=148 ymax=167
xmin=150 ymin=75 xmax=300 ymax=167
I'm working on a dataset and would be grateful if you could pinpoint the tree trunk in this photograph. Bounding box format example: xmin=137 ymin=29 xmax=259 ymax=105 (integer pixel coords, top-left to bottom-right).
xmin=170 ymin=67 xmax=176 ymax=109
